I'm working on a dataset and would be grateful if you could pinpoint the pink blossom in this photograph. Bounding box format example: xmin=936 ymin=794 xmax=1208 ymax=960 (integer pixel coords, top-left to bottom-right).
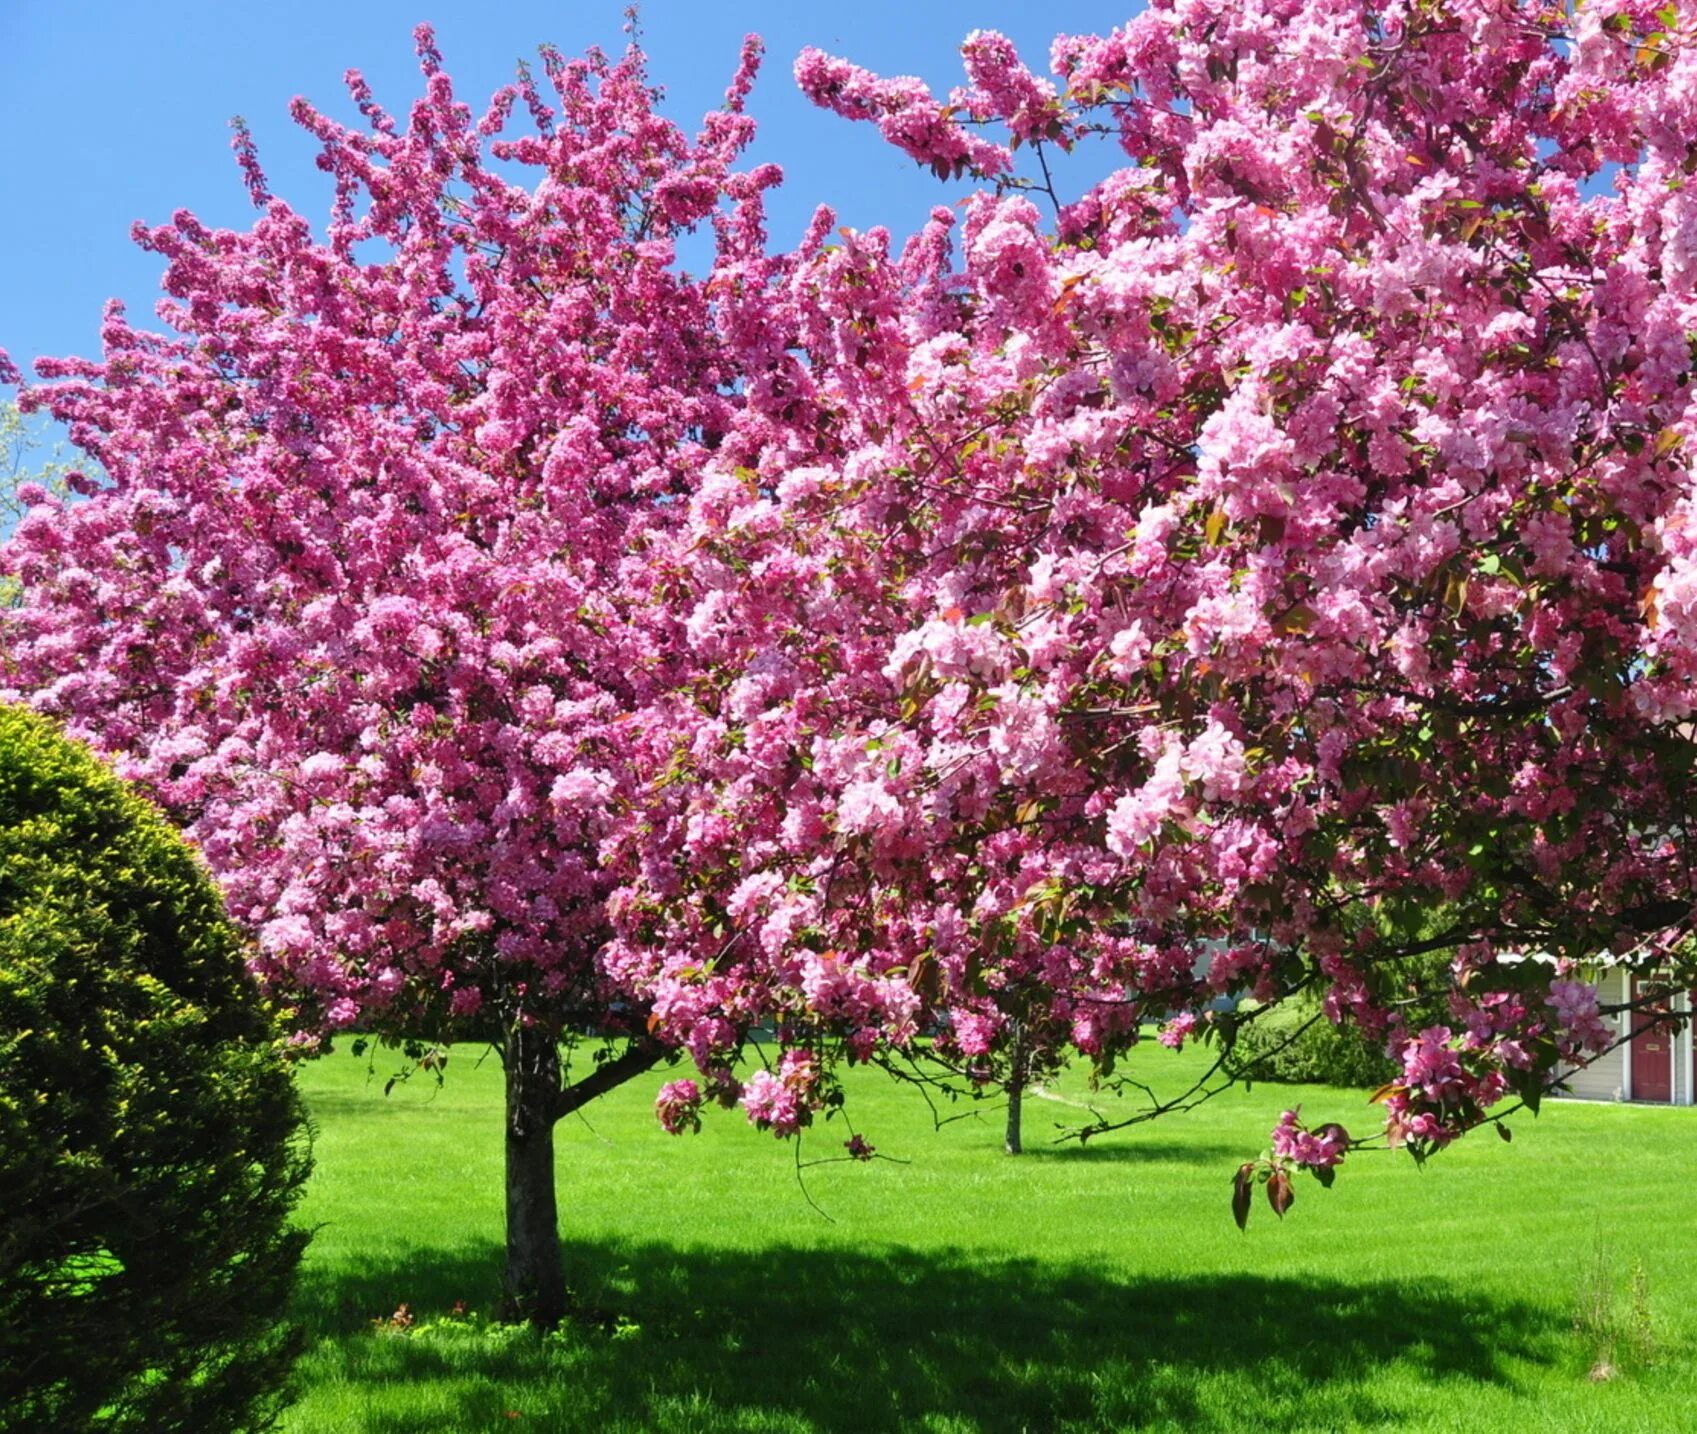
xmin=1270 ymin=1110 xmax=1348 ymax=1171
xmin=741 ymin=1068 xmax=804 ymax=1136
xmin=325 ymin=997 xmax=361 ymax=1030
xmin=952 ymin=1011 xmax=1000 ymax=1057
xmin=1105 ymin=745 xmax=1186 ymax=855
xmin=779 ymin=1047 xmax=820 ymax=1097
xmin=1546 ymin=979 xmax=1614 ymax=1055
xmin=655 ymin=1080 xmax=703 ymax=1136
xmin=1400 ymin=1027 xmax=1466 ymax=1100
xmin=1157 ymin=1013 xmax=1198 ymax=1050
xmin=1184 ymin=721 xmax=1248 ymax=802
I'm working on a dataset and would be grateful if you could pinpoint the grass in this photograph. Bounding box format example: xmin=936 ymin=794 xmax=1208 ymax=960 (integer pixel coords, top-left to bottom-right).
xmin=282 ymin=1040 xmax=1697 ymax=1432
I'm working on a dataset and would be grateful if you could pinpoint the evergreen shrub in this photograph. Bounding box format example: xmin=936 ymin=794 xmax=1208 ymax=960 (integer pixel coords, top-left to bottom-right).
xmin=0 ymin=706 xmax=311 ymax=1432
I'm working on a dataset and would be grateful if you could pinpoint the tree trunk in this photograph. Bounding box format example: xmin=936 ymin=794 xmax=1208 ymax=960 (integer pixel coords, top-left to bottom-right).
xmin=1004 ymin=1020 xmax=1026 ymax=1156
xmin=501 ymin=1025 xmax=567 ymax=1327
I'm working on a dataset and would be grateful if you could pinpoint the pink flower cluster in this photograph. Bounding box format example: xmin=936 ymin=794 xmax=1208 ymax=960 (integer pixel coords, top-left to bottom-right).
xmin=1156 ymin=1013 xmax=1198 ymax=1050
xmin=655 ymin=1080 xmax=703 ymax=1136
xmin=1378 ymin=1027 xmax=1510 ymax=1155
xmin=794 ymin=47 xmax=1011 ymax=180
xmin=1546 ymin=979 xmax=1615 ymax=1057
xmin=740 ymin=1069 xmax=800 ymax=1137
xmin=1269 ymin=1110 xmax=1348 ymax=1172
xmin=737 ymin=1048 xmax=826 ymax=1138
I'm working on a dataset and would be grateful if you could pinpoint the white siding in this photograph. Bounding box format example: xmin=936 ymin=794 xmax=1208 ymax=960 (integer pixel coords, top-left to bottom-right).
xmin=1674 ymin=988 xmax=1694 ymax=1107
xmin=1562 ymin=1046 xmax=1627 ymax=1102
xmin=1557 ymin=968 xmax=1628 ymax=1102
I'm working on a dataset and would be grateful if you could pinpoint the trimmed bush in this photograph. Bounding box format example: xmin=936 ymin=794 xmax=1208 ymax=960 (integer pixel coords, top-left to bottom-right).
xmin=1225 ymin=999 xmax=1399 ymax=1090
xmin=0 ymin=705 xmax=311 ymax=1432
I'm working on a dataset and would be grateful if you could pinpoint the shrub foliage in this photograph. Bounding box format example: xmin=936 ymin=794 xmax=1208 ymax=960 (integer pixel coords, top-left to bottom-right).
xmin=0 ymin=705 xmax=310 ymax=1432
xmin=1227 ymin=1001 xmax=1399 ymax=1091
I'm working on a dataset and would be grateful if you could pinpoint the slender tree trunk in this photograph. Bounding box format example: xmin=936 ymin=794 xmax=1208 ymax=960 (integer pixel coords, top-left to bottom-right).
xmin=502 ymin=1025 xmax=567 ymax=1327
xmin=1004 ymin=1020 xmax=1027 ymax=1156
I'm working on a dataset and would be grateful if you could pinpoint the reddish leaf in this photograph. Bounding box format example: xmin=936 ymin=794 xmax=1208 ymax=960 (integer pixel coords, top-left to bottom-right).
xmin=1267 ymin=1168 xmax=1295 ymax=1219
xmin=1232 ymin=1162 xmax=1255 ymax=1231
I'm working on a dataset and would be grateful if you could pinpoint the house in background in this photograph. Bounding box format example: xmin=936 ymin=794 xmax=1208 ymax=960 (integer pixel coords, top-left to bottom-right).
xmin=1560 ymin=966 xmax=1695 ymax=1106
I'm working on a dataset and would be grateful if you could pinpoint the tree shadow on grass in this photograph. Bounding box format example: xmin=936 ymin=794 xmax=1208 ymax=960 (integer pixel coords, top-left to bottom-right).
xmin=290 ymin=1240 xmax=1559 ymax=1433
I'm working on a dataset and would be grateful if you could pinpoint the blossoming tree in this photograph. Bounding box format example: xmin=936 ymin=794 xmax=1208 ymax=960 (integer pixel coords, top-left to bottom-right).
xmin=612 ymin=0 xmax=1697 ymax=1218
xmin=12 ymin=0 xmax=1697 ymax=1303
xmin=0 ymin=26 xmax=790 ymax=1324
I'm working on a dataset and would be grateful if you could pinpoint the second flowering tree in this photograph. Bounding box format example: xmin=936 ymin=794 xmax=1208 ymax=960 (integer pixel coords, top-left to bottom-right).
xmin=613 ymin=0 xmax=1697 ymax=1204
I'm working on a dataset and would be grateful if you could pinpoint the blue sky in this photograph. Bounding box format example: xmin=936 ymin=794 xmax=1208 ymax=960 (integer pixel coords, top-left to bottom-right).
xmin=0 ymin=2 xmax=1136 ymax=385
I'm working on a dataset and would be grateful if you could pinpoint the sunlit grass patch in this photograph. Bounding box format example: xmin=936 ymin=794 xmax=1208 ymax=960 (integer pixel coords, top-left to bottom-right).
xmin=283 ymin=1043 xmax=1697 ymax=1432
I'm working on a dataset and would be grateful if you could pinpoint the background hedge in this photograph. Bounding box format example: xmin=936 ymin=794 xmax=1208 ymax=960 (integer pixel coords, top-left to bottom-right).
xmin=1225 ymin=999 xmax=1400 ymax=1089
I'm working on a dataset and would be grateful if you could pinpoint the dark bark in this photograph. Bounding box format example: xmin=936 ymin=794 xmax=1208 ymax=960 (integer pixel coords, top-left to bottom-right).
xmin=499 ymin=1031 xmax=668 ymax=1327
xmin=501 ymin=1025 xmax=568 ymax=1327
xmin=1005 ymin=1020 xmax=1027 ymax=1157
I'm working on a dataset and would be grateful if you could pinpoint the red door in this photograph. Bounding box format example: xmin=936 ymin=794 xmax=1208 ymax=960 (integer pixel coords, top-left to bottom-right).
xmin=1631 ymin=978 xmax=1673 ymax=1103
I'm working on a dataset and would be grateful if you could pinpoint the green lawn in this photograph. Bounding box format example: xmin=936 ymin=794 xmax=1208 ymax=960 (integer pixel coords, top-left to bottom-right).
xmin=283 ymin=1041 xmax=1697 ymax=1432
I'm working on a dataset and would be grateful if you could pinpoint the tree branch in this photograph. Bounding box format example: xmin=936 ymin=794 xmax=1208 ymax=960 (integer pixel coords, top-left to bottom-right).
xmin=554 ymin=1038 xmax=669 ymax=1121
